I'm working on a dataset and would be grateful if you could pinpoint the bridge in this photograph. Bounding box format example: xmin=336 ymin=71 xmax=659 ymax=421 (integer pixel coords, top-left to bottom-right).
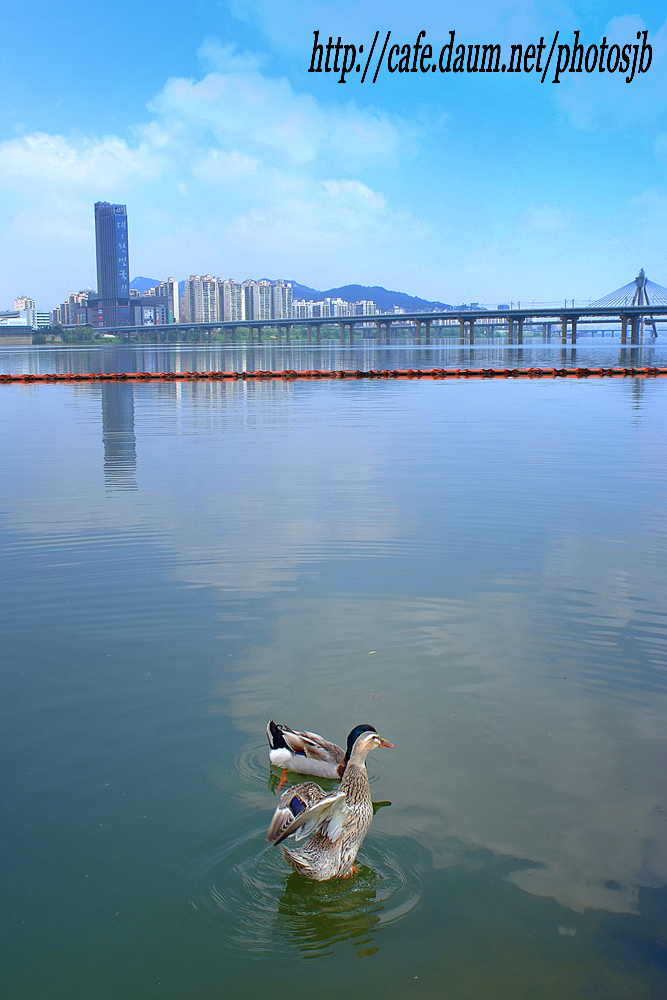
xmin=75 ymin=270 xmax=667 ymax=347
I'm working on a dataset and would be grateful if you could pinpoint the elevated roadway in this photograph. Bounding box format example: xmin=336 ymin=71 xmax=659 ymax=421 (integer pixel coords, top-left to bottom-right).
xmin=89 ymin=302 xmax=667 ymax=346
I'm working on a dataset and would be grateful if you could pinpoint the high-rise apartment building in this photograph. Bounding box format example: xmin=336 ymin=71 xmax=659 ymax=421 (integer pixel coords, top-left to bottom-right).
xmin=94 ymin=202 xmax=130 ymax=327
xmin=271 ymin=280 xmax=293 ymax=320
xmin=144 ymin=278 xmax=179 ymax=324
xmin=243 ymin=279 xmax=272 ymax=321
xmin=354 ymin=301 xmax=377 ymax=315
xmin=178 ymin=276 xmax=294 ymax=324
xmin=183 ymin=275 xmax=218 ymax=323
xmin=218 ymin=280 xmax=245 ymax=322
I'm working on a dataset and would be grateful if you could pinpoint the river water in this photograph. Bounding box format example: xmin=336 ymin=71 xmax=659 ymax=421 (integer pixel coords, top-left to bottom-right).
xmin=2 ymin=343 xmax=667 ymax=999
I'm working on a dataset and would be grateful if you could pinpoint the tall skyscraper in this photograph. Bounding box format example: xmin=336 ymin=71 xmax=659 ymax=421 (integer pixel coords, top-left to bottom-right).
xmin=94 ymin=202 xmax=130 ymax=327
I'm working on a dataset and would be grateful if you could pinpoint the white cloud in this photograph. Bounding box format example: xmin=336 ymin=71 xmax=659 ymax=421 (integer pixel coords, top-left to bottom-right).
xmin=0 ymin=131 xmax=161 ymax=188
xmin=146 ymin=68 xmax=400 ymax=167
xmin=197 ymin=39 xmax=267 ymax=74
xmin=0 ymin=58 xmax=415 ymax=307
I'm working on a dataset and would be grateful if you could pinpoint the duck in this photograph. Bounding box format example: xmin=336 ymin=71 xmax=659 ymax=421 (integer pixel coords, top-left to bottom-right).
xmin=267 ymin=721 xmax=378 ymax=780
xmin=266 ymin=727 xmax=393 ymax=880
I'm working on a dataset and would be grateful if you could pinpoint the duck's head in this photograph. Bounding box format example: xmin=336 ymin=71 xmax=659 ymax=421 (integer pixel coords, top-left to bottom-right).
xmin=345 ymin=724 xmax=393 ymax=762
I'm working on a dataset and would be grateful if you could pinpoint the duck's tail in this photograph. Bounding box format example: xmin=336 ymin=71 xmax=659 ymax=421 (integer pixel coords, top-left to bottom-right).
xmin=267 ymin=720 xmax=288 ymax=750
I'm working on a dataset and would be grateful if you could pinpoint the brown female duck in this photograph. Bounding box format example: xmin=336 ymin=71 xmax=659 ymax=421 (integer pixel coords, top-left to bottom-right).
xmin=266 ymin=727 xmax=393 ymax=880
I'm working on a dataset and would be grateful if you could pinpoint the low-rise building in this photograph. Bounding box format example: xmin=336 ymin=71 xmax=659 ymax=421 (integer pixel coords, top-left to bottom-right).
xmin=292 ymin=297 xmax=377 ymax=318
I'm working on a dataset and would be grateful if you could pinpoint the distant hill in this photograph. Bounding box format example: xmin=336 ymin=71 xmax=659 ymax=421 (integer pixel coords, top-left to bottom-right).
xmin=131 ymin=277 xmax=187 ymax=297
xmin=131 ymin=277 xmax=451 ymax=311
xmin=288 ymin=283 xmax=451 ymax=311
xmin=130 ymin=276 xmax=159 ymax=293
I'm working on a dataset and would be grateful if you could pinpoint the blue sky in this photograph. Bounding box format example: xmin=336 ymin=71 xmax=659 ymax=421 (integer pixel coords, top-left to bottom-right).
xmin=1 ymin=0 xmax=667 ymax=309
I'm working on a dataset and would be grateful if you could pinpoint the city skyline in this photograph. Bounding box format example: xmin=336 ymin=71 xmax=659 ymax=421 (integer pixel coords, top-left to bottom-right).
xmin=1 ymin=1 xmax=667 ymax=309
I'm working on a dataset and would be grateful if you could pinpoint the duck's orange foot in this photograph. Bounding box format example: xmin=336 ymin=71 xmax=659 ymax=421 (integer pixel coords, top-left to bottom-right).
xmin=276 ymin=769 xmax=288 ymax=792
xmin=341 ymin=865 xmax=359 ymax=879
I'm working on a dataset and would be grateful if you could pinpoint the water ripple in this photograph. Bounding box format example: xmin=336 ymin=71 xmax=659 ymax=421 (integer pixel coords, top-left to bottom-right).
xmin=167 ymin=827 xmax=424 ymax=959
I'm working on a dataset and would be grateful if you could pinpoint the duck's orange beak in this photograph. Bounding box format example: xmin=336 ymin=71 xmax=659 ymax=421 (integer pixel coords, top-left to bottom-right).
xmin=377 ymin=737 xmax=393 ymax=748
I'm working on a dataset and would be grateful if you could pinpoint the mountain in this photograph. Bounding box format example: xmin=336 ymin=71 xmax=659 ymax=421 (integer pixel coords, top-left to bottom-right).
xmin=130 ymin=276 xmax=159 ymax=293
xmin=131 ymin=277 xmax=451 ymax=311
xmin=287 ymin=283 xmax=451 ymax=311
xmin=131 ymin=277 xmax=187 ymax=298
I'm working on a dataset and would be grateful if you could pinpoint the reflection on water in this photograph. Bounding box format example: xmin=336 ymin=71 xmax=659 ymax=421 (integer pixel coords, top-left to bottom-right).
xmin=175 ymin=820 xmax=421 ymax=962
xmin=101 ymin=382 xmax=137 ymax=491
xmin=1 ymin=356 xmax=667 ymax=998
xmin=2 ymin=339 xmax=667 ymax=376
xmin=277 ymin=867 xmax=384 ymax=957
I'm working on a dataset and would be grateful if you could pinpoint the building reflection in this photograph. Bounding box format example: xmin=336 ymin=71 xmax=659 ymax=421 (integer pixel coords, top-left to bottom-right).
xmin=101 ymin=382 xmax=137 ymax=491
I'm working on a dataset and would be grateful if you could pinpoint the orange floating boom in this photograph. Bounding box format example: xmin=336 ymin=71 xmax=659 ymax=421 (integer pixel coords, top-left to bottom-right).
xmin=1 ymin=367 xmax=667 ymax=383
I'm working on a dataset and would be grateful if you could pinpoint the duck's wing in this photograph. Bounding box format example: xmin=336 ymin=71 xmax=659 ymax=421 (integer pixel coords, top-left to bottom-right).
xmin=266 ymin=721 xmax=345 ymax=764
xmin=266 ymin=781 xmax=349 ymax=846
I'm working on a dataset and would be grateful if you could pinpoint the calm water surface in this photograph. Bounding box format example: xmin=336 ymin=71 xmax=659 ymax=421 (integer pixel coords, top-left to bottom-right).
xmin=2 ymin=345 xmax=667 ymax=999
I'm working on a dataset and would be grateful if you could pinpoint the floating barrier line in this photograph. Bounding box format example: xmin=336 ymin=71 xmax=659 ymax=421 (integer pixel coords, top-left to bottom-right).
xmin=1 ymin=367 xmax=667 ymax=384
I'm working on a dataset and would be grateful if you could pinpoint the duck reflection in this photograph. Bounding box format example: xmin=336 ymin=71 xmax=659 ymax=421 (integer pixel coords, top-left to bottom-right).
xmin=267 ymin=766 xmax=340 ymax=796
xmin=101 ymin=382 xmax=137 ymax=491
xmin=276 ymin=865 xmax=383 ymax=957
xmin=271 ymin=796 xmax=392 ymax=957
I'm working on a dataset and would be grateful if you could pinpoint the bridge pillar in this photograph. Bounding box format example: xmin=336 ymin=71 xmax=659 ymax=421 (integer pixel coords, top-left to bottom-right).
xmin=620 ymin=316 xmax=627 ymax=344
xmin=459 ymin=317 xmax=466 ymax=345
xmin=339 ymin=321 xmax=346 ymax=342
xmin=316 ymin=324 xmax=322 ymax=344
xmin=349 ymin=322 xmax=355 ymax=345
xmin=561 ymin=316 xmax=567 ymax=344
xmin=306 ymin=323 xmax=312 ymax=344
xmin=285 ymin=324 xmax=290 ymax=344
xmin=425 ymin=320 xmax=431 ymax=344
xmin=630 ymin=315 xmax=639 ymax=345
xmin=517 ymin=316 xmax=524 ymax=344
xmin=507 ymin=317 xmax=514 ymax=344
xmin=571 ymin=317 xmax=578 ymax=344
xmin=375 ymin=321 xmax=382 ymax=341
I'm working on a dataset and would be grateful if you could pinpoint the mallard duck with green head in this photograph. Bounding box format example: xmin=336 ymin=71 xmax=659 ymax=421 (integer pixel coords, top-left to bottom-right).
xmin=266 ymin=726 xmax=393 ymax=880
xmin=267 ymin=721 xmax=377 ymax=780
